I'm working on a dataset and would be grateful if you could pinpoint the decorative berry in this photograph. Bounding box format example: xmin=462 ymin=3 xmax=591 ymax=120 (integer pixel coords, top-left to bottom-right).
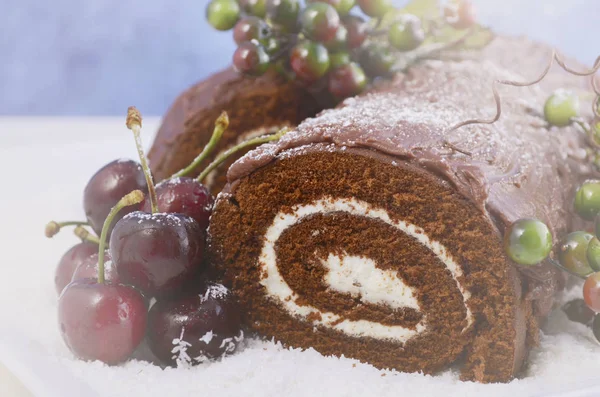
xmin=357 ymin=0 xmax=392 ymax=17
xmin=233 ymin=41 xmax=271 ymax=76
xmin=593 ymin=314 xmax=600 ymax=342
xmin=83 ymin=159 xmax=146 ymax=237
xmin=588 ymin=237 xmax=600 ymax=272
xmin=360 ymin=44 xmax=394 ymax=77
xmin=443 ymin=0 xmax=477 ymax=30
xmin=147 ymin=283 xmax=244 ymax=367
xmin=290 ymin=41 xmax=331 ymax=83
xmin=544 ymin=90 xmax=580 ymax=127
xmin=503 ymin=218 xmax=552 ymax=266
xmin=55 ymin=242 xmax=98 ymax=295
xmin=206 ymin=0 xmax=241 ymax=31
xmin=58 ymin=279 xmax=147 ymax=364
xmin=562 ymin=299 xmax=595 ymax=325
xmin=233 ymin=16 xmax=271 ymax=45
xmin=583 ymin=272 xmax=600 ymax=312
xmin=238 ymin=0 xmax=267 ymax=17
xmin=307 ymin=0 xmax=355 ymax=16
xmin=574 ymin=180 xmax=600 ymax=220
xmin=323 ymin=24 xmax=348 ymax=52
xmin=300 ymin=2 xmax=341 ymax=43
xmin=344 ymin=15 xmax=368 ymax=49
xmin=329 ymin=51 xmax=351 ymax=69
xmin=328 ymin=62 xmax=367 ymax=98
xmin=388 ymin=15 xmax=425 ymax=52
xmin=558 ymin=231 xmax=594 ymax=277
xmin=266 ymin=0 xmax=300 ymax=31
xmin=143 ymin=177 xmax=215 ymax=231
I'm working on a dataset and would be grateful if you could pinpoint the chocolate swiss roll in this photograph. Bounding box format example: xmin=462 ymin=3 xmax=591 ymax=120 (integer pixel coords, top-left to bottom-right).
xmin=148 ymin=68 xmax=327 ymax=191
xmin=208 ymin=37 xmax=594 ymax=383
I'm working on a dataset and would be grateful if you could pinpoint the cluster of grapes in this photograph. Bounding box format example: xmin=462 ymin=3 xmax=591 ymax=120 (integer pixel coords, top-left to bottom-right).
xmin=503 ymin=76 xmax=600 ymax=341
xmin=48 ymin=109 xmax=284 ymax=366
xmin=205 ymin=0 xmax=476 ymax=99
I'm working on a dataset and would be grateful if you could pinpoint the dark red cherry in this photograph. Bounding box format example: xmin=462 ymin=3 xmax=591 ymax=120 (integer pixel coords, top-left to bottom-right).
xmin=55 ymin=242 xmax=98 ymax=295
xmin=300 ymin=2 xmax=341 ymax=43
xmin=147 ymin=283 xmax=243 ymax=367
xmin=71 ymin=251 xmax=120 ymax=284
xmin=110 ymin=211 xmax=205 ymax=297
xmin=83 ymin=159 xmax=147 ymax=236
xmin=58 ymin=279 xmax=147 ymax=364
xmin=233 ymin=16 xmax=272 ymax=45
xmin=142 ymin=177 xmax=214 ymax=231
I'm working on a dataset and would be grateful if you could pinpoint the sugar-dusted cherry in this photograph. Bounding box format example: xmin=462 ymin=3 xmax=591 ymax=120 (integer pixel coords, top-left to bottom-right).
xmin=54 ymin=242 xmax=98 ymax=294
xmin=142 ymin=177 xmax=215 ymax=231
xmin=83 ymin=159 xmax=146 ymax=237
xmin=147 ymin=283 xmax=244 ymax=367
xmin=110 ymin=211 xmax=205 ymax=297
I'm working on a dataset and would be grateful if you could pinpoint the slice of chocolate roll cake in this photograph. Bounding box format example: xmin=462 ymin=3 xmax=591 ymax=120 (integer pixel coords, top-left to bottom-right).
xmin=208 ymin=36 xmax=595 ymax=383
xmin=148 ymin=68 xmax=328 ymax=191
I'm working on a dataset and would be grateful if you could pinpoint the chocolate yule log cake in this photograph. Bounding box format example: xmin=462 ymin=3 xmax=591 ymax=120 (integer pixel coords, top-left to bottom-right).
xmin=148 ymin=68 xmax=327 ymax=191
xmin=208 ymin=36 xmax=594 ymax=383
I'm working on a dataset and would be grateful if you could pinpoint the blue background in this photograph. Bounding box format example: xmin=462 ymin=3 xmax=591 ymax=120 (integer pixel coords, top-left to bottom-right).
xmin=1 ymin=0 xmax=598 ymax=116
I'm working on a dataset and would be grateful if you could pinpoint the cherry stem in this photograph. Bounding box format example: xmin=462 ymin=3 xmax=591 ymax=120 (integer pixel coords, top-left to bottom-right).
xmin=171 ymin=112 xmax=229 ymax=179
xmin=197 ymin=127 xmax=290 ymax=183
xmin=45 ymin=220 xmax=90 ymax=238
xmin=126 ymin=106 xmax=158 ymax=214
xmin=548 ymin=258 xmax=588 ymax=280
xmin=97 ymin=190 xmax=145 ymax=284
xmin=73 ymin=225 xmax=100 ymax=245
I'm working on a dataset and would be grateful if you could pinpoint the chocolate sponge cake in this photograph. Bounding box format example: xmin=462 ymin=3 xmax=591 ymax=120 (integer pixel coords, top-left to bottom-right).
xmin=148 ymin=68 xmax=326 ymax=191
xmin=208 ymin=37 xmax=594 ymax=383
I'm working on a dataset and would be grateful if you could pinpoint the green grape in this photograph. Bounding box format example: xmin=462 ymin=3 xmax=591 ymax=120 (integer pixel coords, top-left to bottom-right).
xmin=574 ymin=180 xmax=600 ymax=220
xmin=503 ymin=218 xmax=552 ymax=266
xmin=558 ymin=231 xmax=594 ymax=277
xmin=544 ymin=90 xmax=580 ymax=127
xmin=388 ymin=14 xmax=425 ymax=52
xmin=206 ymin=0 xmax=241 ymax=31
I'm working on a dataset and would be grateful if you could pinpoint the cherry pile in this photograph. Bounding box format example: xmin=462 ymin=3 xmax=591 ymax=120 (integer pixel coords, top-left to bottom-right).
xmin=205 ymin=0 xmax=477 ymax=99
xmin=46 ymin=108 xmax=287 ymax=366
xmin=503 ymin=72 xmax=600 ymax=341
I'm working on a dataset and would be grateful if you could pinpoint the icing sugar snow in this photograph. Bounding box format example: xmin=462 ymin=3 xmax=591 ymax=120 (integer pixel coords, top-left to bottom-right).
xmin=9 ymin=117 xmax=600 ymax=397
xmin=258 ymin=196 xmax=474 ymax=342
xmin=200 ymin=283 xmax=229 ymax=303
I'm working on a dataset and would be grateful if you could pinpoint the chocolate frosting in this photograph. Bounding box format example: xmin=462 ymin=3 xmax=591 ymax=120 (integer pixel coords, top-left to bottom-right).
xmin=225 ymin=36 xmax=596 ymax=304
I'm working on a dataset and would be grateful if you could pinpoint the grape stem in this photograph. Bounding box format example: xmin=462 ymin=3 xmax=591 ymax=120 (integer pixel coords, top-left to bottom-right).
xmin=97 ymin=190 xmax=145 ymax=284
xmin=570 ymin=117 xmax=599 ymax=149
xmin=45 ymin=220 xmax=90 ymax=238
xmin=197 ymin=127 xmax=290 ymax=183
xmin=126 ymin=106 xmax=159 ymax=213
xmin=171 ymin=112 xmax=229 ymax=179
xmin=73 ymin=225 xmax=100 ymax=245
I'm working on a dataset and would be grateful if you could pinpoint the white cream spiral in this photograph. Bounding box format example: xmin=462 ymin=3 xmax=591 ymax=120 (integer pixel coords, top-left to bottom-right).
xmin=258 ymin=196 xmax=474 ymax=343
